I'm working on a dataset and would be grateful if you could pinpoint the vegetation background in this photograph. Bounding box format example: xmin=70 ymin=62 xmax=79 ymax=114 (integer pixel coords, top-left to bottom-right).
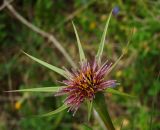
xmin=0 ymin=0 xmax=160 ymax=130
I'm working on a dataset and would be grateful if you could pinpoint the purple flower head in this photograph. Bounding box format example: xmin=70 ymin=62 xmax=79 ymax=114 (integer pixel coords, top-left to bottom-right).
xmin=113 ymin=6 xmax=120 ymax=16
xmin=21 ymin=13 xmax=121 ymax=118
xmin=56 ymin=59 xmax=116 ymax=115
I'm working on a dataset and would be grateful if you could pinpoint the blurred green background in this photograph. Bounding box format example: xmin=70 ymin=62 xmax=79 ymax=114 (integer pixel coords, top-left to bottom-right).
xmin=0 ymin=0 xmax=160 ymax=130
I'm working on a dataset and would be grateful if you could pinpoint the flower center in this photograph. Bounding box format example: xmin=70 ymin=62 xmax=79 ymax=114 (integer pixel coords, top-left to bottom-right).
xmin=74 ymin=69 xmax=96 ymax=99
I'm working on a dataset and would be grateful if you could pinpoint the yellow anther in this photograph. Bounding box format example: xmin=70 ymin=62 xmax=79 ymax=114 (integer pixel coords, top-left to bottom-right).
xmin=93 ymin=79 xmax=96 ymax=84
xmin=83 ymin=84 xmax=88 ymax=89
xmin=90 ymin=87 xmax=94 ymax=92
xmin=78 ymin=85 xmax=84 ymax=90
xmin=86 ymin=78 xmax=91 ymax=85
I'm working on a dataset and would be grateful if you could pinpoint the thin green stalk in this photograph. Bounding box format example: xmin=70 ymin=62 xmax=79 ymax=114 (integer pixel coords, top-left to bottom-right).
xmin=93 ymin=93 xmax=115 ymax=130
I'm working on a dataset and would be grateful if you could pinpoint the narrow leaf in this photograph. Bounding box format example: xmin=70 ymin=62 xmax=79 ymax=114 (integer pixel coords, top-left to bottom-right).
xmin=40 ymin=104 xmax=68 ymax=117
xmin=22 ymin=51 xmax=66 ymax=77
xmin=93 ymin=93 xmax=115 ymax=130
xmin=96 ymin=10 xmax=112 ymax=64
xmin=87 ymin=101 xmax=93 ymax=121
xmin=6 ymin=86 xmax=64 ymax=93
xmin=105 ymin=88 xmax=136 ymax=98
xmin=72 ymin=21 xmax=86 ymax=62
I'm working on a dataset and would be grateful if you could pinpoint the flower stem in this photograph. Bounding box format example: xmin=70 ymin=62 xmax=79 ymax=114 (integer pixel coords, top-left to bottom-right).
xmin=93 ymin=93 xmax=115 ymax=130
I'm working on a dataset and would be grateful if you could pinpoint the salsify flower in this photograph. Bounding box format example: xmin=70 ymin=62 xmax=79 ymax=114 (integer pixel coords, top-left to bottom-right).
xmin=56 ymin=59 xmax=116 ymax=115
xmin=10 ymin=11 xmax=133 ymax=130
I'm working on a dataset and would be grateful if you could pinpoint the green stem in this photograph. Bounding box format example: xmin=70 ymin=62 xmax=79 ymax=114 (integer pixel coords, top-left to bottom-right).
xmin=93 ymin=93 xmax=115 ymax=130
xmin=53 ymin=111 xmax=65 ymax=130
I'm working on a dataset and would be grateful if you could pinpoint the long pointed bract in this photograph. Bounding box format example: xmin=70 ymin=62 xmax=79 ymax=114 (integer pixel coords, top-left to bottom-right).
xmin=40 ymin=104 xmax=68 ymax=117
xmin=96 ymin=10 xmax=112 ymax=65
xmin=72 ymin=21 xmax=86 ymax=62
xmin=105 ymin=88 xmax=136 ymax=98
xmin=6 ymin=86 xmax=64 ymax=93
xmin=22 ymin=51 xmax=67 ymax=77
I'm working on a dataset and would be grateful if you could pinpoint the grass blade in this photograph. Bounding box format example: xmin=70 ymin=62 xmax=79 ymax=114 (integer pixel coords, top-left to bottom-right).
xmin=40 ymin=104 xmax=68 ymax=117
xmin=6 ymin=86 xmax=64 ymax=93
xmin=105 ymin=88 xmax=136 ymax=98
xmin=72 ymin=21 xmax=86 ymax=62
xmin=96 ymin=10 xmax=112 ymax=64
xmin=22 ymin=51 xmax=66 ymax=77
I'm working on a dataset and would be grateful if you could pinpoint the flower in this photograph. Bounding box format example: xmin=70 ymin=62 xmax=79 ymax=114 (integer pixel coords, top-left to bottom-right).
xmin=113 ymin=6 xmax=120 ymax=16
xmin=56 ymin=59 xmax=116 ymax=115
xmin=15 ymin=101 xmax=21 ymax=110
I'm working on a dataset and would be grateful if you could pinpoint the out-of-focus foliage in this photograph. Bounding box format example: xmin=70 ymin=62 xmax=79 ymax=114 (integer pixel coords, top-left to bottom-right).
xmin=1 ymin=0 xmax=159 ymax=130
